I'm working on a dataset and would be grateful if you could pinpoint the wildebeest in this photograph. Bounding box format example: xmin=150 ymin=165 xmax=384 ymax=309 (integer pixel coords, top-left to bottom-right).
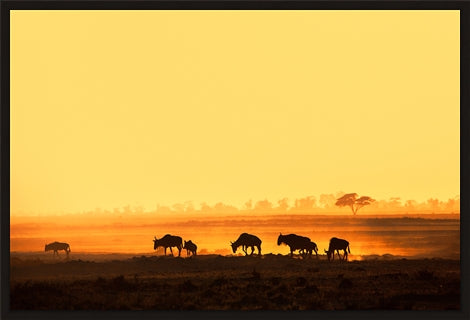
xmin=153 ymin=234 xmax=183 ymax=257
xmin=230 ymin=233 xmax=262 ymax=256
xmin=183 ymin=240 xmax=197 ymax=257
xmin=324 ymin=237 xmax=350 ymax=261
xmin=45 ymin=242 xmax=70 ymax=257
xmin=277 ymin=233 xmax=312 ymax=258
xmin=305 ymin=241 xmax=319 ymax=259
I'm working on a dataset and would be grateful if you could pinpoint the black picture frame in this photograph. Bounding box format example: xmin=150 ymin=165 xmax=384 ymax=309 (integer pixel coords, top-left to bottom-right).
xmin=1 ymin=1 xmax=468 ymax=320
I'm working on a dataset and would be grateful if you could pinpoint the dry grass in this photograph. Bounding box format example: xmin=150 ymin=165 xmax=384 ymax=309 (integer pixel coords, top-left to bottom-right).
xmin=10 ymin=254 xmax=460 ymax=310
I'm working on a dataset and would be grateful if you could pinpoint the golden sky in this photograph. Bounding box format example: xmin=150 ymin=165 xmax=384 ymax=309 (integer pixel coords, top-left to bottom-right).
xmin=10 ymin=10 xmax=460 ymax=214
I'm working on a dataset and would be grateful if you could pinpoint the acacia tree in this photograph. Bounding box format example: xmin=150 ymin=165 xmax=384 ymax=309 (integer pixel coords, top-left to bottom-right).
xmin=335 ymin=193 xmax=375 ymax=215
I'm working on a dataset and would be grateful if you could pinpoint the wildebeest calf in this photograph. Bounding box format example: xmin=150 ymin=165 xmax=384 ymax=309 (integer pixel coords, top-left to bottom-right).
xmin=304 ymin=241 xmax=319 ymax=259
xmin=183 ymin=240 xmax=197 ymax=257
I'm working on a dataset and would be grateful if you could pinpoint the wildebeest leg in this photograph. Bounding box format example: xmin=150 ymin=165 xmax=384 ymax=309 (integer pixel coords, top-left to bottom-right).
xmin=257 ymin=245 xmax=261 ymax=256
xmin=169 ymin=247 xmax=174 ymax=256
xmin=178 ymin=247 xmax=181 ymax=257
xmin=250 ymin=246 xmax=255 ymax=255
xmin=164 ymin=247 xmax=167 ymax=256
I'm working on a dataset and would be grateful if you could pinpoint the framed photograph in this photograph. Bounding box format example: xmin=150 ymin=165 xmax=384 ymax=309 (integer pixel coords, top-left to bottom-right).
xmin=2 ymin=1 xmax=467 ymax=319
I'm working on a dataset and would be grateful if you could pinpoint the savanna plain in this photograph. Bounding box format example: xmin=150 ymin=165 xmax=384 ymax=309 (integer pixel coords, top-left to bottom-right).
xmin=10 ymin=214 xmax=460 ymax=310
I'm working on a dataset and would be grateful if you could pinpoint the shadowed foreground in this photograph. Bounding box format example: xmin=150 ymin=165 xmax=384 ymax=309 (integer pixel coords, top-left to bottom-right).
xmin=10 ymin=254 xmax=459 ymax=310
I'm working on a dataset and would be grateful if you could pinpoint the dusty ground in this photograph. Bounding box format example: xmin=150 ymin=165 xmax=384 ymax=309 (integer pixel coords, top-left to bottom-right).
xmin=10 ymin=254 xmax=460 ymax=310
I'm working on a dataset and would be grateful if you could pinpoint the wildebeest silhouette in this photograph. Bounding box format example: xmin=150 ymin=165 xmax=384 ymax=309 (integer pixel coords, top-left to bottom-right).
xmin=153 ymin=234 xmax=183 ymax=257
xmin=183 ymin=240 xmax=197 ymax=257
xmin=324 ymin=237 xmax=350 ymax=261
xmin=305 ymin=241 xmax=319 ymax=259
xmin=277 ymin=233 xmax=312 ymax=258
xmin=45 ymin=242 xmax=70 ymax=257
xmin=230 ymin=233 xmax=262 ymax=256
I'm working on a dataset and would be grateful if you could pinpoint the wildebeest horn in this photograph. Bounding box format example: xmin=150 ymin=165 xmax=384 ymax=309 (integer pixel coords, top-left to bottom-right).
xmin=154 ymin=236 xmax=157 ymax=240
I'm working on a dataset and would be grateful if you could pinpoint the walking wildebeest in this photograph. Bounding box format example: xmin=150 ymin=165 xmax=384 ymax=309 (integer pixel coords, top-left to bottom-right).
xmin=324 ymin=237 xmax=350 ymax=261
xmin=45 ymin=242 xmax=71 ymax=257
xmin=277 ymin=233 xmax=312 ymax=258
xmin=153 ymin=234 xmax=183 ymax=257
xmin=305 ymin=241 xmax=319 ymax=259
xmin=230 ymin=233 xmax=262 ymax=256
xmin=183 ymin=240 xmax=197 ymax=257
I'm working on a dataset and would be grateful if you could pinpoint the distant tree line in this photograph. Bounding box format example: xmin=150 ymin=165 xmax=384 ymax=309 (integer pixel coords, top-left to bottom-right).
xmin=96 ymin=192 xmax=460 ymax=216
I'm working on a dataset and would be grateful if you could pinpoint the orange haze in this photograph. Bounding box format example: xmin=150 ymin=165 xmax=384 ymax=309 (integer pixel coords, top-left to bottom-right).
xmin=11 ymin=213 xmax=460 ymax=260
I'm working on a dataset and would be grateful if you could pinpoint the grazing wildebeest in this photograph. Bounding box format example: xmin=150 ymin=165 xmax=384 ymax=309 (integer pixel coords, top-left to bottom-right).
xmin=277 ymin=233 xmax=312 ymax=258
xmin=183 ymin=240 xmax=197 ymax=257
xmin=153 ymin=234 xmax=183 ymax=257
xmin=230 ymin=233 xmax=262 ymax=256
xmin=324 ymin=237 xmax=350 ymax=261
xmin=305 ymin=241 xmax=319 ymax=259
xmin=45 ymin=242 xmax=71 ymax=257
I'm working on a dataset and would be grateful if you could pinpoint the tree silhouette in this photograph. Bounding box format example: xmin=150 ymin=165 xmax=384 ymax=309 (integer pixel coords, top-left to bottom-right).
xmin=254 ymin=199 xmax=273 ymax=212
xmin=277 ymin=198 xmax=289 ymax=212
xmin=293 ymin=196 xmax=317 ymax=213
xmin=244 ymin=199 xmax=253 ymax=211
xmin=319 ymin=193 xmax=336 ymax=209
xmin=335 ymin=193 xmax=375 ymax=215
